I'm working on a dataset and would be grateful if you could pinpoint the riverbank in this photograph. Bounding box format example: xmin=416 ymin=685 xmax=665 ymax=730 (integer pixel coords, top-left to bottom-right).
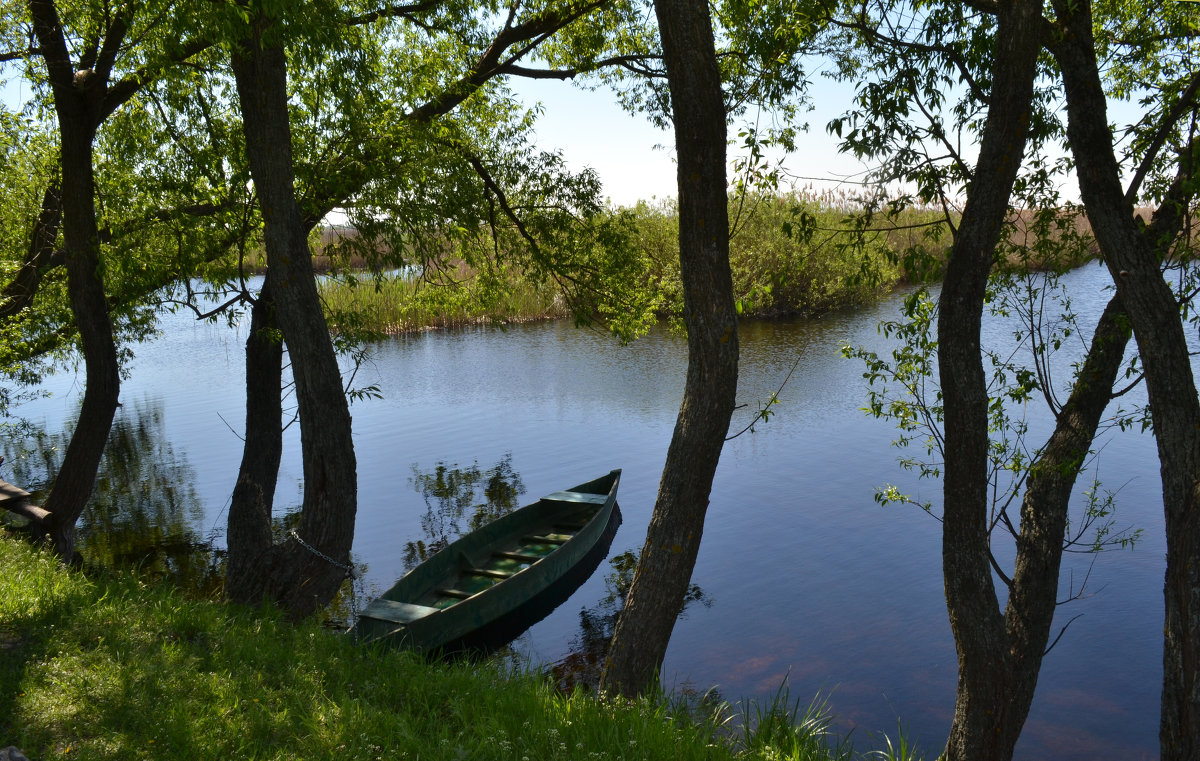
xmin=0 ymin=535 xmax=912 ymax=761
xmin=312 ymin=193 xmax=1107 ymax=337
xmin=313 ymin=192 xmax=945 ymax=336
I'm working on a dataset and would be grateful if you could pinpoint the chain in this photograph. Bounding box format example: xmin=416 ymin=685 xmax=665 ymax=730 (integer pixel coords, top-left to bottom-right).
xmin=288 ymin=529 xmax=361 ymax=622
xmin=288 ymin=529 xmax=357 ymax=579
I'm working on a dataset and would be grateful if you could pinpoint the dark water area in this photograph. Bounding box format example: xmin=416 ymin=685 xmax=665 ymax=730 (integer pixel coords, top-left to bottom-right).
xmin=4 ymin=262 xmax=1173 ymax=759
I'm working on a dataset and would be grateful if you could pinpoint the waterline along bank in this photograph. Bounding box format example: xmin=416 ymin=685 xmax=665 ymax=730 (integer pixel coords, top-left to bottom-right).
xmin=1 ymin=535 xmax=908 ymax=761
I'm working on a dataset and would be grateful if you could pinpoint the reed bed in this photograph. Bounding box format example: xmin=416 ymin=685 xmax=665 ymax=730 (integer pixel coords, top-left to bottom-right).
xmin=309 ymin=190 xmax=1107 ymax=335
xmin=318 ymin=266 xmax=569 ymax=335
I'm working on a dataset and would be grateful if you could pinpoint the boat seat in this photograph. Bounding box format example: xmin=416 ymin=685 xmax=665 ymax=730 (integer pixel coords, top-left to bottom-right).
xmin=436 ymin=587 xmax=474 ymax=600
xmin=495 ymin=551 xmax=543 ymax=563
xmin=542 ymin=490 xmax=608 ymax=504
xmin=465 ymin=567 xmax=513 ymax=580
xmin=523 ymin=533 xmax=570 ymax=544
xmin=359 ymin=598 xmax=440 ymax=625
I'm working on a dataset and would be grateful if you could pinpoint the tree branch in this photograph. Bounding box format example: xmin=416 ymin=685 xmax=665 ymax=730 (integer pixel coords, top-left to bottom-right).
xmin=345 ymin=0 xmax=440 ymax=26
xmin=405 ymin=0 xmax=607 ymax=122
xmin=101 ymin=36 xmax=216 ymax=122
xmin=93 ymin=10 xmax=131 ymax=83
xmin=1123 ymin=71 xmax=1200 ymax=206
xmin=504 ymin=54 xmax=667 ymax=80
xmin=0 ymin=179 xmax=65 ymax=320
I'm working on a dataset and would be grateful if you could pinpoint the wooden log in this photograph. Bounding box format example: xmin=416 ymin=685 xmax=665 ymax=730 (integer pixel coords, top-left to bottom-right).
xmin=0 ymin=479 xmax=30 ymax=506
xmin=0 ymin=479 xmax=49 ymax=526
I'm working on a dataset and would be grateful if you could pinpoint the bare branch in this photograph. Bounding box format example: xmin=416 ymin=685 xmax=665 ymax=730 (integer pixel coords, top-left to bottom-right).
xmin=1042 ymin=613 xmax=1084 ymax=655
xmin=504 ymin=54 xmax=666 ymax=80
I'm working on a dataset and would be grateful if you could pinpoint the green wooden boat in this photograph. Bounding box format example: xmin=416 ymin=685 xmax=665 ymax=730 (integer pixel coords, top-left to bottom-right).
xmin=350 ymin=469 xmax=621 ymax=650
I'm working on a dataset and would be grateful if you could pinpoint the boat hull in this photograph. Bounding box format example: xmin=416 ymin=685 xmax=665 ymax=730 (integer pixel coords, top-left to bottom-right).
xmin=351 ymin=469 xmax=621 ymax=651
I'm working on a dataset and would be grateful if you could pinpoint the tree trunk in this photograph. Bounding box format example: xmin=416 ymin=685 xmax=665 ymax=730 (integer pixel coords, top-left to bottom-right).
xmin=998 ymin=290 xmax=1130 ymax=730
xmin=230 ymin=29 xmax=358 ymax=620
xmin=27 ymin=0 xmax=122 ymax=560
xmin=1052 ymin=2 xmax=1200 ymax=757
xmin=936 ymin=1 xmax=1043 ymax=757
xmin=225 ymin=283 xmax=284 ymax=603
xmin=599 ymin=0 xmax=737 ymax=696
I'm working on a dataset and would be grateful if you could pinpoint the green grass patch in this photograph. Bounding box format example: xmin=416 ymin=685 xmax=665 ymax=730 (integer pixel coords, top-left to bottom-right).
xmin=0 ymin=535 xmax=924 ymax=761
xmin=319 ymin=265 xmax=568 ymax=336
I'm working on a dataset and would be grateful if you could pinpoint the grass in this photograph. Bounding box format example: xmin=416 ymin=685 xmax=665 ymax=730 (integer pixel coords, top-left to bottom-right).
xmin=267 ymin=191 xmax=1103 ymax=338
xmin=313 ymin=191 xmax=948 ymax=337
xmin=0 ymin=535 xmax=927 ymax=761
xmin=318 ymin=265 xmax=569 ymax=335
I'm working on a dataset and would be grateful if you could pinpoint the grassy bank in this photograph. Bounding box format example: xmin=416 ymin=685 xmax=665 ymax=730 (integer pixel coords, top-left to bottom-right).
xmin=318 ymin=265 xmax=569 ymax=335
xmin=302 ymin=192 xmax=1101 ymax=337
xmin=0 ymin=536 xmax=916 ymax=761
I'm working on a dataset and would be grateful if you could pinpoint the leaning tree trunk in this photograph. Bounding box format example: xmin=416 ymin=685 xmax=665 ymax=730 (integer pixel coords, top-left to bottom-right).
xmin=936 ymin=1 xmax=1043 ymax=758
xmin=599 ymin=0 xmax=737 ymax=696
xmin=996 ymin=291 xmax=1131 ymax=744
xmin=229 ymin=28 xmax=358 ymax=620
xmin=27 ymin=0 xmax=122 ymax=560
xmin=225 ymin=283 xmax=284 ymax=603
xmin=1052 ymin=2 xmax=1200 ymax=757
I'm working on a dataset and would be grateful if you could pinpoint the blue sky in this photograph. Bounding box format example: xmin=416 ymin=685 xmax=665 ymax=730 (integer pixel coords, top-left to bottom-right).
xmin=508 ymin=74 xmax=875 ymax=207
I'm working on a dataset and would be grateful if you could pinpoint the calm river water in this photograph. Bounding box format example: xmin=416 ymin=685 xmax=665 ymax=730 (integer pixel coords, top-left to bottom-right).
xmin=6 ymin=262 xmax=1173 ymax=759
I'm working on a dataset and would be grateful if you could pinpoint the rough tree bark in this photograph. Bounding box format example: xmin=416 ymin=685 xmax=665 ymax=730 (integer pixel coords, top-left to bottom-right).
xmin=1051 ymin=1 xmax=1200 ymax=756
xmin=26 ymin=0 xmax=123 ymax=560
xmin=599 ymin=0 xmax=737 ymax=696
xmin=224 ymin=283 xmax=284 ymax=603
xmin=228 ymin=24 xmax=358 ymax=620
xmin=935 ymin=1 xmax=1044 ymax=758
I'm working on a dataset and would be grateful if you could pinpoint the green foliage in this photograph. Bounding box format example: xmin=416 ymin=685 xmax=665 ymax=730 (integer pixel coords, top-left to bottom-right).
xmin=622 ymin=190 xmax=935 ymax=321
xmin=316 ymin=186 xmax=945 ymax=336
xmin=845 ymin=269 xmax=1143 ymax=553
xmin=865 ymin=723 xmax=926 ymax=761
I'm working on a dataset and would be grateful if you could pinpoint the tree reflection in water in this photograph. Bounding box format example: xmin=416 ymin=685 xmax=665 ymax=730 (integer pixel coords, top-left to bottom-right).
xmin=2 ymin=400 xmax=222 ymax=595
xmin=403 ymin=453 xmax=525 ymax=571
xmin=551 ymin=548 xmax=712 ymax=692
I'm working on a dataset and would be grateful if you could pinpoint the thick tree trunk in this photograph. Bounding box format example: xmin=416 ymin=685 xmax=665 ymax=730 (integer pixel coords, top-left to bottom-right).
xmin=27 ymin=0 xmax=122 ymax=560
xmin=225 ymin=284 xmax=284 ymax=604
xmin=936 ymin=2 xmax=1042 ymax=758
xmin=1052 ymin=2 xmax=1200 ymax=757
xmin=230 ymin=31 xmax=358 ymax=620
xmin=599 ymin=0 xmax=737 ymax=696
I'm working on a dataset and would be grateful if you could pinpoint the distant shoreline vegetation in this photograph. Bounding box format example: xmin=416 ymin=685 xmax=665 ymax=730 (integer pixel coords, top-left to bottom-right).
xmin=314 ymin=190 xmax=1096 ymax=336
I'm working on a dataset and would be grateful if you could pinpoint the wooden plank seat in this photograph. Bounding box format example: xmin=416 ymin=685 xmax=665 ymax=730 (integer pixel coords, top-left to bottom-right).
xmin=523 ymin=533 xmax=571 ymax=544
xmin=465 ymin=567 xmax=513 ymax=580
xmin=495 ymin=550 xmax=543 ymax=563
xmin=436 ymin=587 xmax=474 ymax=600
xmin=360 ymin=598 xmax=440 ymax=625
